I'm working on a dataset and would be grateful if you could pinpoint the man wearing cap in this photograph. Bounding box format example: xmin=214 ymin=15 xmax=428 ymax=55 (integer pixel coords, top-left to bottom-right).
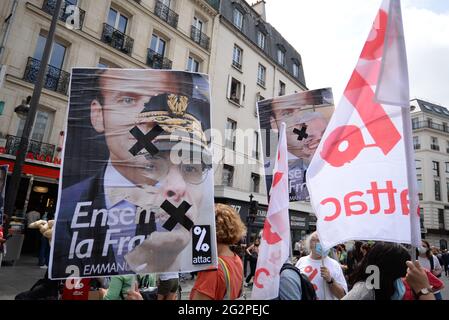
xmin=51 ymin=69 xmax=213 ymax=278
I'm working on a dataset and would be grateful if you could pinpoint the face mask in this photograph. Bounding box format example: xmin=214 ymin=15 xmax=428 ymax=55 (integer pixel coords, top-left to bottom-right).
xmin=418 ymin=246 xmax=427 ymax=255
xmin=391 ymin=278 xmax=406 ymax=300
xmin=315 ymin=242 xmax=329 ymax=257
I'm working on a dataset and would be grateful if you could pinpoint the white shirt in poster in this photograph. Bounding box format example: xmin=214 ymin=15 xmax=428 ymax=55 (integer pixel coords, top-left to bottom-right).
xmin=296 ymin=255 xmax=348 ymax=300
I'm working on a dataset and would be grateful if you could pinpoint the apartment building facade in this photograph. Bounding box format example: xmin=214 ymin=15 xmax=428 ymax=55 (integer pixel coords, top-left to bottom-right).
xmin=209 ymin=0 xmax=315 ymax=242
xmin=411 ymin=99 xmax=449 ymax=249
xmin=0 ymin=0 xmax=316 ymax=245
xmin=0 ymin=0 xmax=218 ymax=221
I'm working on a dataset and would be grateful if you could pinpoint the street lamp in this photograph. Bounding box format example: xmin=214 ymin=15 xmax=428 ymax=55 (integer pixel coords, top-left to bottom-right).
xmin=4 ymin=0 xmax=63 ymax=236
xmin=14 ymin=96 xmax=31 ymax=120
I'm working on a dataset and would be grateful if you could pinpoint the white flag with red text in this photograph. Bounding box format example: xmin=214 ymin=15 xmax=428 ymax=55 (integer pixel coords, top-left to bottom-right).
xmin=251 ymin=123 xmax=291 ymax=300
xmin=306 ymin=0 xmax=421 ymax=250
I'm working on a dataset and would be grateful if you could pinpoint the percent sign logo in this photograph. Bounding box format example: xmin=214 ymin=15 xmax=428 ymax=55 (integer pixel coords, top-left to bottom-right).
xmin=194 ymin=226 xmax=210 ymax=252
xmin=320 ymin=9 xmax=401 ymax=168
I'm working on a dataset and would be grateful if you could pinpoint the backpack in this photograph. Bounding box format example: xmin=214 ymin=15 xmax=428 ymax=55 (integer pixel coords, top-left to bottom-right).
xmin=280 ymin=263 xmax=317 ymax=301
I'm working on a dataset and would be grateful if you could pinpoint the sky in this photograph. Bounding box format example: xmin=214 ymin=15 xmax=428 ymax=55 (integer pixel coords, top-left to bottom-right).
xmin=252 ymin=0 xmax=449 ymax=107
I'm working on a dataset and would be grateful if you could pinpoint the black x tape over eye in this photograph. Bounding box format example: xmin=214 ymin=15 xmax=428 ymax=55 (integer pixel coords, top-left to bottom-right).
xmin=293 ymin=125 xmax=308 ymax=141
xmin=128 ymin=124 xmax=164 ymax=156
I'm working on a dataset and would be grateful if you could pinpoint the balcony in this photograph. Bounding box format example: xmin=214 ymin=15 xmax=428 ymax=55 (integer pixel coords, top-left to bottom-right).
xmin=101 ymin=23 xmax=134 ymax=55
xmin=431 ymin=144 xmax=440 ymax=151
xmin=42 ymin=0 xmax=86 ymax=30
xmin=191 ymin=26 xmax=210 ymax=50
xmin=5 ymin=135 xmax=55 ymax=160
xmin=257 ymin=78 xmax=266 ymax=88
xmin=147 ymin=49 xmax=172 ymax=69
xmin=232 ymin=60 xmax=242 ymax=70
xmin=23 ymin=57 xmax=70 ymax=95
xmin=154 ymin=0 xmax=179 ymax=29
xmin=412 ymin=121 xmax=449 ymax=134
xmin=414 ymin=144 xmax=421 ymax=150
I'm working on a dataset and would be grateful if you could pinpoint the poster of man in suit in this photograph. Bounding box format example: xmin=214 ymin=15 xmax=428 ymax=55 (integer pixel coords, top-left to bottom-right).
xmin=50 ymin=69 xmax=216 ymax=279
xmin=258 ymin=89 xmax=334 ymax=202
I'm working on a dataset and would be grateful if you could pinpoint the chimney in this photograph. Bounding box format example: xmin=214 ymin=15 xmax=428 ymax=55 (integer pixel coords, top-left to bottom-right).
xmin=251 ymin=0 xmax=266 ymax=21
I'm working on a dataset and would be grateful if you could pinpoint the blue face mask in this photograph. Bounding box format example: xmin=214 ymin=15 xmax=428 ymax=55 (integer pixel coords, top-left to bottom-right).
xmin=391 ymin=278 xmax=406 ymax=300
xmin=315 ymin=243 xmax=329 ymax=257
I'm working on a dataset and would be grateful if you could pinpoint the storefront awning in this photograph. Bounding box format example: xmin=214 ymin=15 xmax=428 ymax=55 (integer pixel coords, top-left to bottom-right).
xmin=0 ymin=158 xmax=60 ymax=180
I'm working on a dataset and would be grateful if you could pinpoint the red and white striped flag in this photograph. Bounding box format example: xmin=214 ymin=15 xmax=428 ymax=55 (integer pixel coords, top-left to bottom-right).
xmin=307 ymin=0 xmax=421 ymax=250
xmin=251 ymin=123 xmax=291 ymax=300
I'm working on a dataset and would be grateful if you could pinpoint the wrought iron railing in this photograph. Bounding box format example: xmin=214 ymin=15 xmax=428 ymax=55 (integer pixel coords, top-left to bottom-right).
xmin=147 ymin=49 xmax=172 ymax=69
xmin=154 ymin=0 xmax=179 ymax=28
xmin=232 ymin=60 xmax=242 ymax=70
xmin=42 ymin=0 xmax=86 ymax=30
xmin=257 ymin=78 xmax=266 ymax=87
xmin=412 ymin=121 xmax=449 ymax=133
xmin=23 ymin=57 xmax=70 ymax=95
xmin=5 ymin=135 xmax=56 ymax=160
xmin=101 ymin=23 xmax=134 ymax=55
xmin=191 ymin=26 xmax=210 ymax=50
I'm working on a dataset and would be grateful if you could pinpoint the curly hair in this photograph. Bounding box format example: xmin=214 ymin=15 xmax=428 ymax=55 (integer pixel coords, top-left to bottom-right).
xmin=215 ymin=204 xmax=247 ymax=245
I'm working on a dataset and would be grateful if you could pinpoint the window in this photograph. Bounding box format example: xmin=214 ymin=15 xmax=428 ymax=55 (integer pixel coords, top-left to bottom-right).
xmin=232 ymin=45 xmax=243 ymax=69
xmin=431 ymin=137 xmax=439 ymax=151
xmin=279 ymin=81 xmax=286 ymax=96
xmin=257 ymin=64 xmax=266 ymax=87
xmin=447 ymin=182 xmax=449 ymax=202
xmin=443 ymin=122 xmax=448 ymax=132
xmin=412 ymin=117 xmax=419 ymax=129
xmin=34 ymin=35 xmax=66 ymax=69
xmin=418 ymin=177 xmax=423 ymax=201
xmin=438 ymin=209 xmax=445 ymax=229
xmin=420 ymin=208 xmax=425 ymax=228
xmin=277 ymin=49 xmax=285 ymax=66
xmin=193 ymin=16 xmax=204 ymax=33
xmin=446 ymin=141 xmax=449 ymax=154
xmin=415 ymin=159 xmax=422 ymax=170
xmin=435 ymin=180 xmax=441 ymax=201
xmin=251 ymin=173 xmax=260 ymax=193
xmin=433 ymin=161 xmax=440 ymax=177
xmin=228 ymin=77 xmax=243 ymax=105
xmin=150 ymin=34 xmax=166 ymax=56
xmin=413 ymin=136 xmax=420 ymax=150
xmin=225 ymin=118 xmax=237 ymax=150
xmin=17 ymin=108 xmax=54 ymax=143
xmin=446 ymin=162 xmax=449 ymax=173
xmin=107 ymin=8 xmax=128 ymax=33
xmin=233 ymin=8 xmax=243 ymax=30
xmin=253 ymin=131 xmax=259 ymax=159
xmin=222 ymin=165 xmax=234 ymax=187
xmin=293 ymin=63 xmax=300 ymax=78
xmin=97 ymin=59 xmax=120 ymax=68
xmin=187 ymin=56 xmax=200 ymax=72
xmin=257 ymin=31 xmax=266 ymax=50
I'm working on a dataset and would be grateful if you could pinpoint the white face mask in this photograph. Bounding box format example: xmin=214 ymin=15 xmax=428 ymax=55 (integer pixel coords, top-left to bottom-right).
xmin=418 ymin=246 xmax=428 ymax=255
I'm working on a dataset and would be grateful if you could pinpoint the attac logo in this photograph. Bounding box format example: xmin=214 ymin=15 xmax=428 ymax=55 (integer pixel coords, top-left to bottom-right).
xmin=320 ymin=9 xmax=401 ymax=168
xmin=192 ymin=225 xmax=212 ymax=265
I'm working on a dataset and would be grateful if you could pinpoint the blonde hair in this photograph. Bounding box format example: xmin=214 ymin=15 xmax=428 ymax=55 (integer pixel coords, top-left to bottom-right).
xmin=215 ymin=204 xmax=247 ymax=245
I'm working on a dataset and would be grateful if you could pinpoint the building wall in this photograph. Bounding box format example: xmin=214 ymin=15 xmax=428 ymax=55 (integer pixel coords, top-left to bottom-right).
xmin=0 ymin=0 xmax=216 ymax=150
xmin=411 ymin=99 xmax=449 ymax=246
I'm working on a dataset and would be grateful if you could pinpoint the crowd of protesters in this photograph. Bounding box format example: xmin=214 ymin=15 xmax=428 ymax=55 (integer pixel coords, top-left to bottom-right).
xmin=6 ymin=203 xmax=449 ymax=301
